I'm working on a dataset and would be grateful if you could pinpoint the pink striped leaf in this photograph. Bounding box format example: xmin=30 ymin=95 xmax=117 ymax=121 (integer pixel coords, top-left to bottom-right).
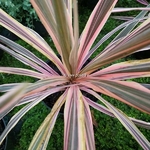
xmin=84 ymin=94 xmax=150 ymax=129
xmin=0 ymin=8 xmax=67 ymax=75
xmin=87 ymin=79 xmax=150 ymax=114
xmin=0 ymin=44 xmax=51 ymax=76
xmin=18 ymin=85 xmax=66 ymax=105
xmin=0 ymin=83 xmax=23 ymax=92
xmin=83 ymin=89 xmax=150 ymax=149
xmin=86 ymin=17 xmax=147 ymax=61
xmin=141 ymin=83 xmax=150 ymax=89
xmin=0 ymin=67 xmax=49 ymax=79
xmin=134 ymin=45 xmax=150 ymax=53
xmin=112 ymin=7 xmax=150 ymax=13
xmin=0 ymin=36 xmax=58 ymax=75
xmin=91 ymin=59 xmax=150 ymax=80
xmin=113 ymin=4 xmax=150 ymax=41
xmin=83 ymin=96 xmax=95 ymax=150
xmin=29 ymin=0 xmax=60 ymax=53
xmin=102 ymin=101 xmax=150 ymax=150
xmin=31 ymin=0 xmax=74 ymax=74
xmin=0 ymin=88 xmax=66 ymax=146
xmin=64 ymin=0 xmax=72 ymax=21
xmin=24 ymin=77 xmax=68 ymax=96
xmin=64 ymin=86 xmax=95 ymax=150
xmin=51 ymin=0 xmax=74 ymax=73
xmin=80 ymin=17 xmax=150 ymax=74
xmin=77 ymin=0 xmax=118 ymax=71
xmin=69 ymin=0 xmax=79 ymax=74
xmin=29 ymin=90 xmax=67 ymax=150
xmin=92 ymin=58 xmax=150 ymax=75
xmin=0 ymin=83 xmax=28 ymax=120
xmin=64 ymin=86 xmax=87 ymax=150
xmin=64 ymin=87 xmax=77 ymax=150
xmin=112 ymin=16 xmax=141 ymax=21
xmin=77 ymin=87 xmax=86 ymax=150
xmin=93 ymin=72 xmax=150 ymax=80
xmin=137 ymin=0 xmax=149 ymax=5
xmin=30 ymin=0 xmax=74 ymax=57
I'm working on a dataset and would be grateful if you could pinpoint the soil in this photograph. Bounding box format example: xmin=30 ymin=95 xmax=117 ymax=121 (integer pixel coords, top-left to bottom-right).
xmin=0 ymin=119 xmax=7 ymax=150
xmin=43 ymin=90 xmax=99 ymax=114
xmin=0 ymin=50 xmax=3 ymax=60
xmin=131 ymin=50 xmax=150 ymax=59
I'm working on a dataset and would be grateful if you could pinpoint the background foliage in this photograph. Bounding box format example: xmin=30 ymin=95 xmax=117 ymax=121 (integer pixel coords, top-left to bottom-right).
xmin=0 ymin=0 xmax=38 ymax=28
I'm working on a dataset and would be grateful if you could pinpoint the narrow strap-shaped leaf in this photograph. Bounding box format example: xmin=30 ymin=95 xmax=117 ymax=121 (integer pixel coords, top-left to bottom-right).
xmin=94 ymin=72 xmax=150 ymax=80
xmin=0 ymin=83 xmax=28 ymax=120
xmin=69 ymin=0 xmax=79 ymax=74
xmin=141 ymin=83 xmax=150 ymax=89
xmin=19 ymin=85 xmax=67 ymax=106
xmin=0 ymin=43 xmax=52 ymax=76
xmin=112 ymin=7 xmax=150 ymax=12
xmin=64 ymin=87 xmax=77 ymax=150
xmin=0 ymin=36 xmax=58 ymax=75
xmin=83 ymin=96 xmax=95 ymax=150
xmin=112 ymin=16 xmax=142 ymax=21
xmin=64 ymin=0 xmax=72 ymax=23
xmin=0 ymin=88 xmax=62 ymax=145
xmin=80 ymin=17 xmax=150 ymax=74
xmin=29 ymin=90 xmax=67 ymax=150
xmin=137 ymin=0 xmax=149 ymax=5
xmin=91 ymin=59 xmax=150 ymax=80
xmin=0 ymin=8 xmax=67 ymax=75
xmin=83 ymin=89 xmax=150 ymax=149
xmin=134 ymin=44 xmax=150 ymax=53
xmin=24 ymin=77 xmax=67 ymax=96
xmin=78 ymin=0 xmax=118 ymax=71
xmin=64 ymin=86 xmax=91 ymax=150
xmin=17 ymin=91 xmax=49 ymax=105
xmin=83 ymin=94 xmax=150 ymax=129
xmin=88 ymin=79 xmax=150 ymax=114
xmin=77 ymin=87 xmax=86 ymax=150
xmin=113 ymin=4 xmax=150 ymax=41
xmin=85 ymin=17 xmax=147 ymax=64
xmin=103 ymin=101 xmax=150 ymax=150
xmin=0 ymin=67 xmax=49 ymax=79
xmin=52 ymin=0 xmax=73 ymax=73
xmin=0 ymin=83 xmax=23 ymax=92
xmin=30 ymin=0 xmax=61 ymax=53
xmin=92 ymin=58 xmax=150 ymax=76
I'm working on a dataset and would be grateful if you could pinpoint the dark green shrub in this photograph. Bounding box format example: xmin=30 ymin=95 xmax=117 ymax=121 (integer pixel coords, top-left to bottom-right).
xmin=0 ymin=0 xmax=38 ymax=28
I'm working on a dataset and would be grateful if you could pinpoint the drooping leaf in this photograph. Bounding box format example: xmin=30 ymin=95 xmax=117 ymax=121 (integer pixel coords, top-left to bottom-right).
xmin=0 ymin=83 xmax=28 ymax=120
xmin=91 ymin=59 xmax=150 ymax=80
xmin=0 ymin=8 xmax=67 ymax=75
xmin=84 ymin=89 xmax=150 ymax=149
xmin=86 ymin=79 xmax=150 ymax=114
xmin=84 ymin=95 xmax=150 ymax=129
xmin=29 ymin=90 xmax=67 ymax=150
xmin=0 ymin=36 xmax=58 ymax=75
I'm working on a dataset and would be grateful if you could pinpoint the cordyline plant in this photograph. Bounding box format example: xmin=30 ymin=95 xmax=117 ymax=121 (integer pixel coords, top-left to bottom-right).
xmin=0 ymin=0 xmax=150 ymax=149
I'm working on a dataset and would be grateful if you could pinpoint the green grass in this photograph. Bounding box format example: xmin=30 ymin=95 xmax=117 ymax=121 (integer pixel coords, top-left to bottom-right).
xmin=0 ymin=1 xmax=150 ymax=150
